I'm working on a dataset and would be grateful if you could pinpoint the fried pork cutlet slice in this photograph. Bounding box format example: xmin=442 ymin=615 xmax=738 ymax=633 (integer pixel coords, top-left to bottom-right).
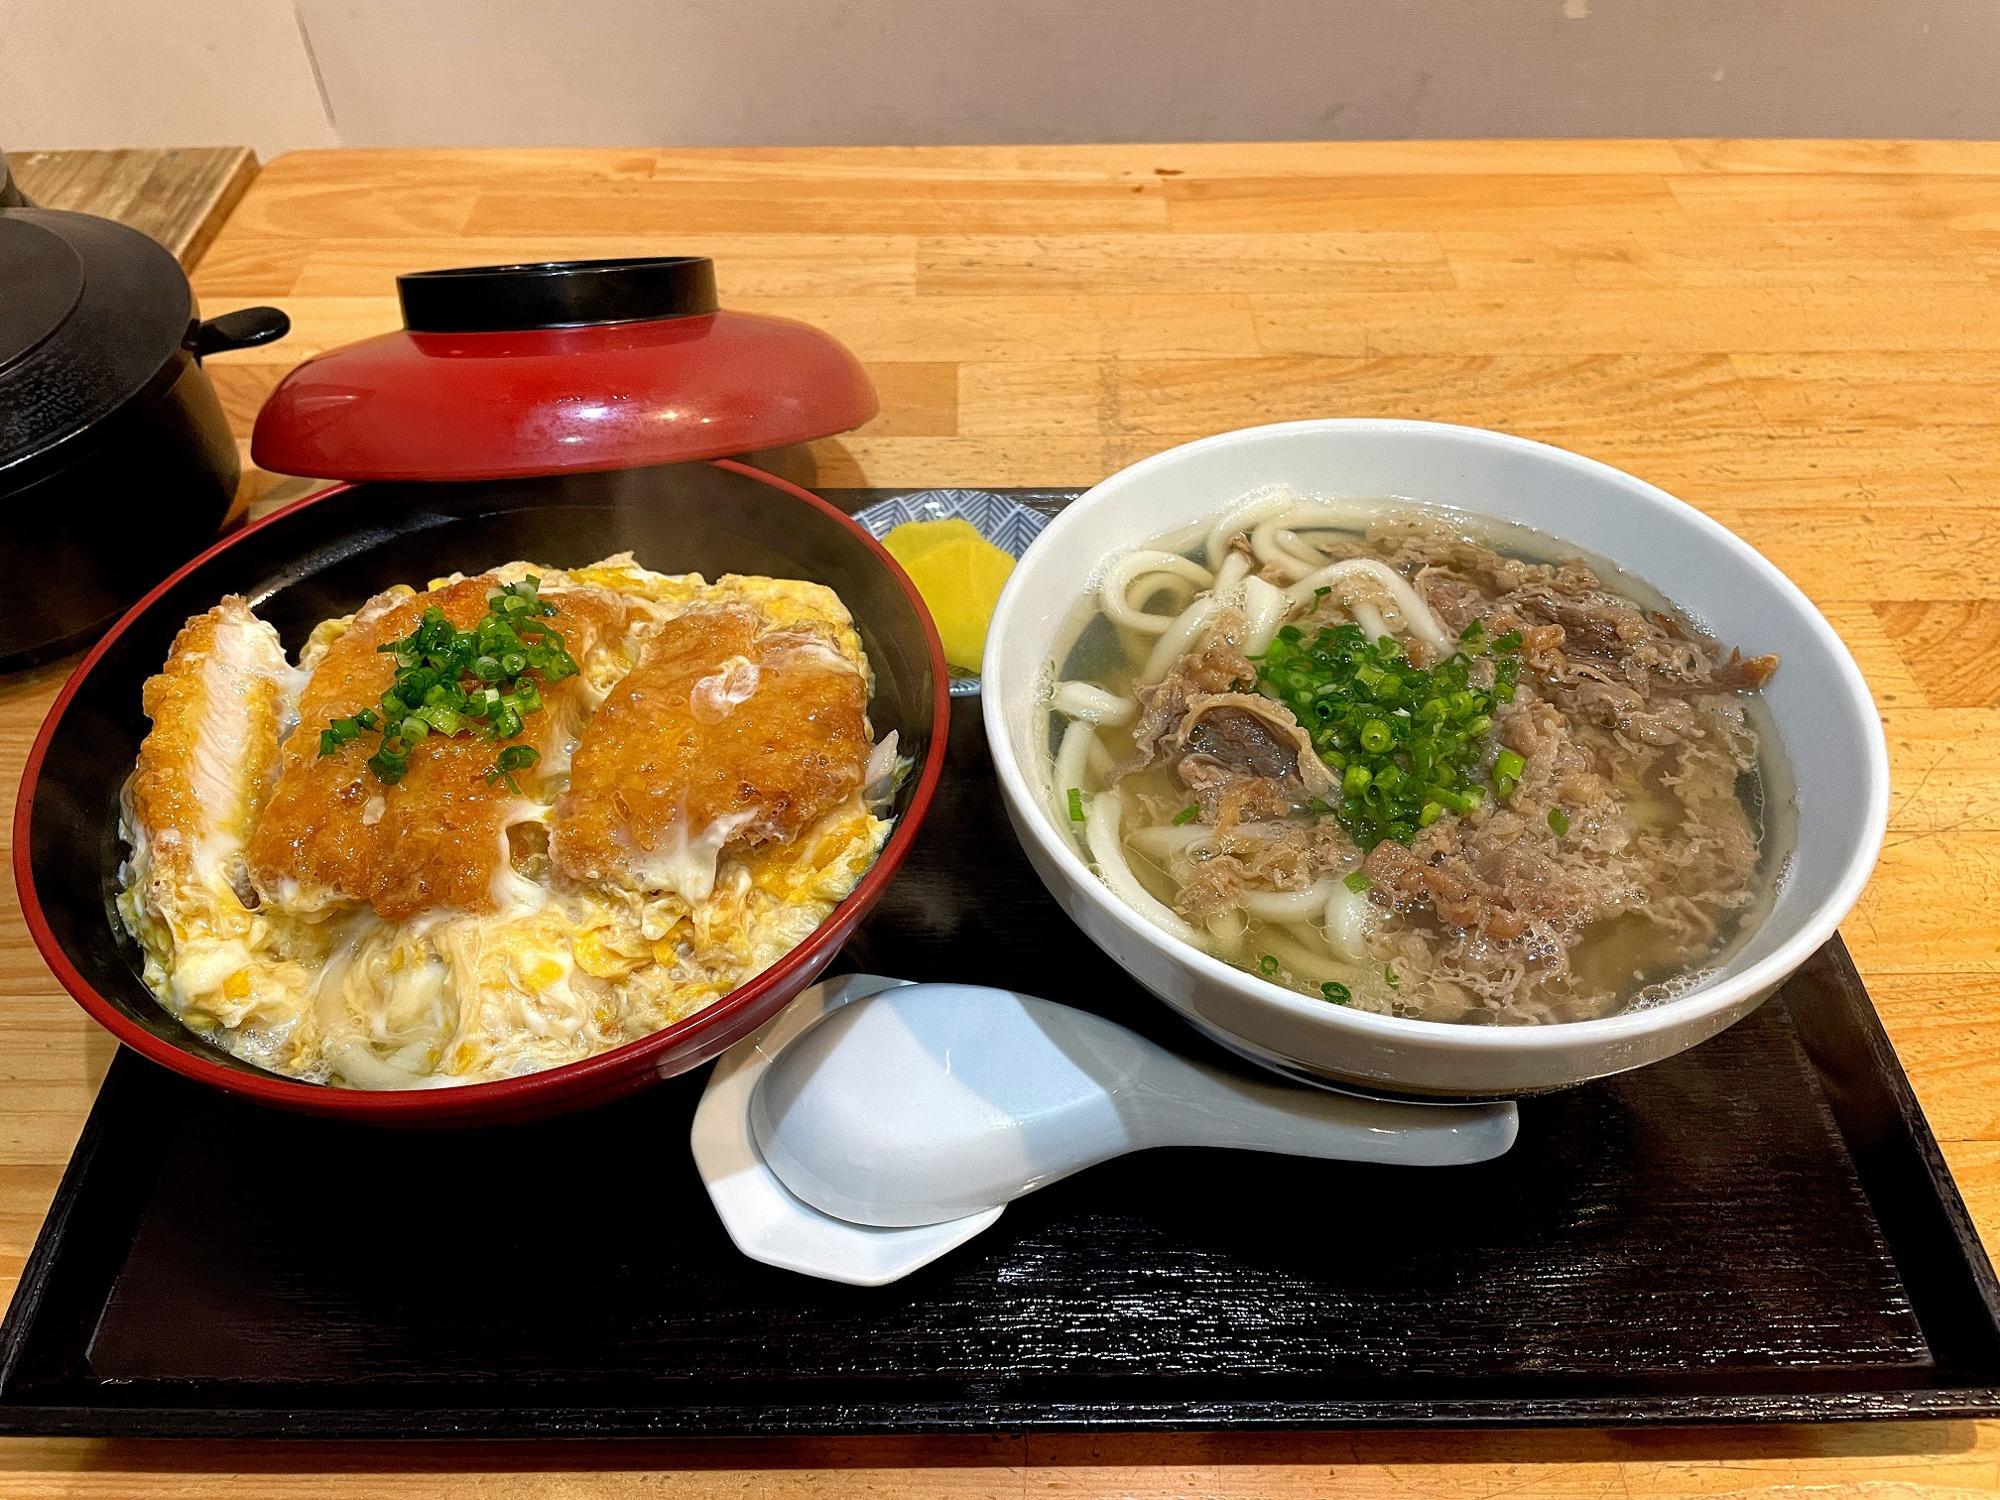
xmin=550 ymin=603 xmax=871 ymax=903
xmin=124 ymin=596 xmax=293 ymax=922
xmin=245 ymin=574 xmax=629 ymax=921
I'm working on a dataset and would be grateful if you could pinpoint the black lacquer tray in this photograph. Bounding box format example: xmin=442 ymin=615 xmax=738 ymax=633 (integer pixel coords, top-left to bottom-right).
xmin=0 ymin=489 xmax=1996 ymax=1438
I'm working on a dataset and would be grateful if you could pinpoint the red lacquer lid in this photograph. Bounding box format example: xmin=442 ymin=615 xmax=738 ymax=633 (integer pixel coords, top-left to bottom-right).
xmin=251 ymin=256 xmax=877 ymax=482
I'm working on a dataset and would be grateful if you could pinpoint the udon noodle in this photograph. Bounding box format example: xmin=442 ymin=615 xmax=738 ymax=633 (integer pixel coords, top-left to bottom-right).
xmin=1046 ymin=492 xmax=1789 ymax=1025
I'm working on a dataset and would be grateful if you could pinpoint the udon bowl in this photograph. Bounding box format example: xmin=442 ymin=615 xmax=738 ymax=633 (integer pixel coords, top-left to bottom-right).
xmin=17 ymin=460 xmax=947 ymax=1124
xmin=982 ymin=420 xmax=1888 ymax=1096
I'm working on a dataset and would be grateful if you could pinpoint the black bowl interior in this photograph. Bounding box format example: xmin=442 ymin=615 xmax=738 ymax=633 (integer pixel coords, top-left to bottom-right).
xmin=26 ymin=462 xmax=941 ymax=1084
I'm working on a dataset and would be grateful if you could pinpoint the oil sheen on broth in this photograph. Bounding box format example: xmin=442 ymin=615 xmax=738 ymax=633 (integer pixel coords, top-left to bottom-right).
xmin=1044 ymin=493 xmax=1791 ymax=1026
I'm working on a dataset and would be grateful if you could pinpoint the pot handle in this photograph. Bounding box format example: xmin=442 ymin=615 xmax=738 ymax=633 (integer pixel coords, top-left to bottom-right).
xmin=191 ymin=306 xmax=290 ymax=360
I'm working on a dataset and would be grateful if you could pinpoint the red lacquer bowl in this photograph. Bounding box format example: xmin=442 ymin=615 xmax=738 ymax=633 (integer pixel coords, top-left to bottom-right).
xmin=15 ymin=460 xmax=947 ymax=1125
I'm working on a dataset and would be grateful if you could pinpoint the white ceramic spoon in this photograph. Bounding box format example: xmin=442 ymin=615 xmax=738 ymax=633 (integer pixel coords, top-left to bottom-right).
xmin=748 ymin=981 xmax=1519 ymax=1230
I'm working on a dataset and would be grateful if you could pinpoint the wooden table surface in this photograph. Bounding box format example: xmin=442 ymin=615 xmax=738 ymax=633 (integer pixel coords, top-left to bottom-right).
xmin=7 ymin=147 xmax=257 ymax=268
xmin=2 ymin=140 xmax=1998 ymax=1496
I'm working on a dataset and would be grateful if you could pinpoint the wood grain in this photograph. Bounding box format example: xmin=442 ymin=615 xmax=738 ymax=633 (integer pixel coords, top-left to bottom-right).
xmin=1878 ymin=603 xmax=2000 ymax=707
xmin=0 ymin=140 xmax=1994 ymax=1494
xmin=7 ymin=148 xmax=256 ymax=268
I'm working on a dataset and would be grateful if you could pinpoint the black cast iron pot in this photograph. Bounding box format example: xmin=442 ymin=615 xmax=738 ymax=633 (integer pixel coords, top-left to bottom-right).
xmin=0 ymin=207 xmax=287 ymax=669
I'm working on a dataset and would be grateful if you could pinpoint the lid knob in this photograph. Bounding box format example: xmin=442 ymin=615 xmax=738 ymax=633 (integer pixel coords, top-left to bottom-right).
xmin=396 ymin=256 xmax=719 ymax=334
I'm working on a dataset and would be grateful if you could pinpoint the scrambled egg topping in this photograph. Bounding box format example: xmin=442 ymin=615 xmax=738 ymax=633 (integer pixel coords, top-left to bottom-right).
xmin=115 ymin=556 xmax=895 ymax=1090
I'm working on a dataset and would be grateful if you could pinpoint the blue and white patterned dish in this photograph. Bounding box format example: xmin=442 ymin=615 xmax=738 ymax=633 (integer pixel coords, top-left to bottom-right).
xmin=852 ymin=490 xmax=1051 ymax=696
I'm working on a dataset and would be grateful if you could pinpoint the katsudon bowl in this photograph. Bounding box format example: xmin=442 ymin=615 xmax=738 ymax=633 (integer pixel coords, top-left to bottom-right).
xmin=16 ymin=460 xmax=948 ymax=1124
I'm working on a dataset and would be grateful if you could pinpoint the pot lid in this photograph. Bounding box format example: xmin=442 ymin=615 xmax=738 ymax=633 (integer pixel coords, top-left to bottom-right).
xmin=251 ymin=256 xmax=878 ymax=482
xmin=0 ymin=209 xmax=194 ymax=479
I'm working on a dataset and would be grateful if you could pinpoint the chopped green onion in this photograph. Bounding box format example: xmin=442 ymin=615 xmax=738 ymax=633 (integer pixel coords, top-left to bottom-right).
xmin=1427 ymin=785 xmax=1475 ymax=814
xmin=1171 ymin=805 xmax=1200 ymax=826
xmin=1343 ymin=872 xmax=1372 ymax=894
xmin=1321 ymin=981 xmax=1353 ymax=1005
xmin=316 ymin=582 xmax=578 ymax=786
xmin=316 ymin=714 xmax=370 ymax=757
xmin=1384 ymin=963 xmax=1400 ymax=989
xmin=367 ymin=736 xmax=412 ymax=785
xmin=1419 ymin=801 xmax=1443 ymax=827
xmin=1492 ymin=630 xmax=1523 ymax=653
xmin=1253 ymin=618 xmax=1512 ymax=851
xmin=486 ymin=743 xmax=542 ymax=795
xmin=1067 ymin=787 xmax=1085 ymax=823
xmin=1548 ymin=807 xmax=1571 ymax=836
xmin=1258 ymin=953 xmax=1281 ymax=977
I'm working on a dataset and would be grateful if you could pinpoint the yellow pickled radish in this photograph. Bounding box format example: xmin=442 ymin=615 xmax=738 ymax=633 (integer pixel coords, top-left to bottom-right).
xmin=883 ymin=518 xmax=1015 ymax=673
xmin=878 ymin=518 xmax=967 ymax=563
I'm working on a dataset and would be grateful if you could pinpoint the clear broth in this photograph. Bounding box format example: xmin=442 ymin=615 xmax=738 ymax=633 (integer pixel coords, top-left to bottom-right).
xmin=1046 ymin=495 xmax=1795 ymax=1025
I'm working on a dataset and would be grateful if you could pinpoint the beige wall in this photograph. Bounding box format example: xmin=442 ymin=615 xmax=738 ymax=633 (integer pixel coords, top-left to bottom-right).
xmin=4 ymin=0 xmax=1998 ymax=158
xmin=0 ymin=0 xmax=336 ymax=155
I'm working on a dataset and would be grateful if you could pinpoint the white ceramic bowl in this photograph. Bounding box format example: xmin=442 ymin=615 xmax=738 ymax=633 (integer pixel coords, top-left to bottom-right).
xmin=982 ymin=420 xmax=1889 ymax=1096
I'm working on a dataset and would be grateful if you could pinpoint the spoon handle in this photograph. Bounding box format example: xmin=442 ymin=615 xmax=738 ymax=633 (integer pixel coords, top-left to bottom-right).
xmin=1136 ymin=1059 xmax=1518 ymax=1168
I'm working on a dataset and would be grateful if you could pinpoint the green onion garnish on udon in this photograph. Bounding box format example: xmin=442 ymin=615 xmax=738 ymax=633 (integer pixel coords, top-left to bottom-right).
xmin=1254 ymin=619 xmax=1521 ymax=851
